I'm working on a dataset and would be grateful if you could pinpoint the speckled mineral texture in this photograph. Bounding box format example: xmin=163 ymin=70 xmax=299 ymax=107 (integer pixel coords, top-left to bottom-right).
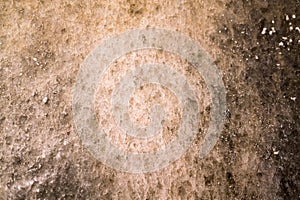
xmin=0 ymin=0 xmax=299 ymax=199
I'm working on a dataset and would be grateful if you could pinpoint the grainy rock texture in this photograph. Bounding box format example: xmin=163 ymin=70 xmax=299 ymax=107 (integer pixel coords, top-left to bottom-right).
xmin=0 ymin=0 xmax=299 ymax=199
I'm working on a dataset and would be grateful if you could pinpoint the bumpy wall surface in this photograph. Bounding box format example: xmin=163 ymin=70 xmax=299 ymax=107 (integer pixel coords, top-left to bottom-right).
xmin=0 ymin=0 xmax=299 ymax=199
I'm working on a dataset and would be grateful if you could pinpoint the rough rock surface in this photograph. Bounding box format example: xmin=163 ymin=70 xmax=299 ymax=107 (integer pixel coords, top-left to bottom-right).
xmin=0 ymin=0 xmax=299 ymax=199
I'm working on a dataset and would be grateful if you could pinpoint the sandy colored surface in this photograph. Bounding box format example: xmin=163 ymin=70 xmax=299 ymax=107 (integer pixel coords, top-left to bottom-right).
xmin=0 ymin=0 xmax=299 ymax=199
